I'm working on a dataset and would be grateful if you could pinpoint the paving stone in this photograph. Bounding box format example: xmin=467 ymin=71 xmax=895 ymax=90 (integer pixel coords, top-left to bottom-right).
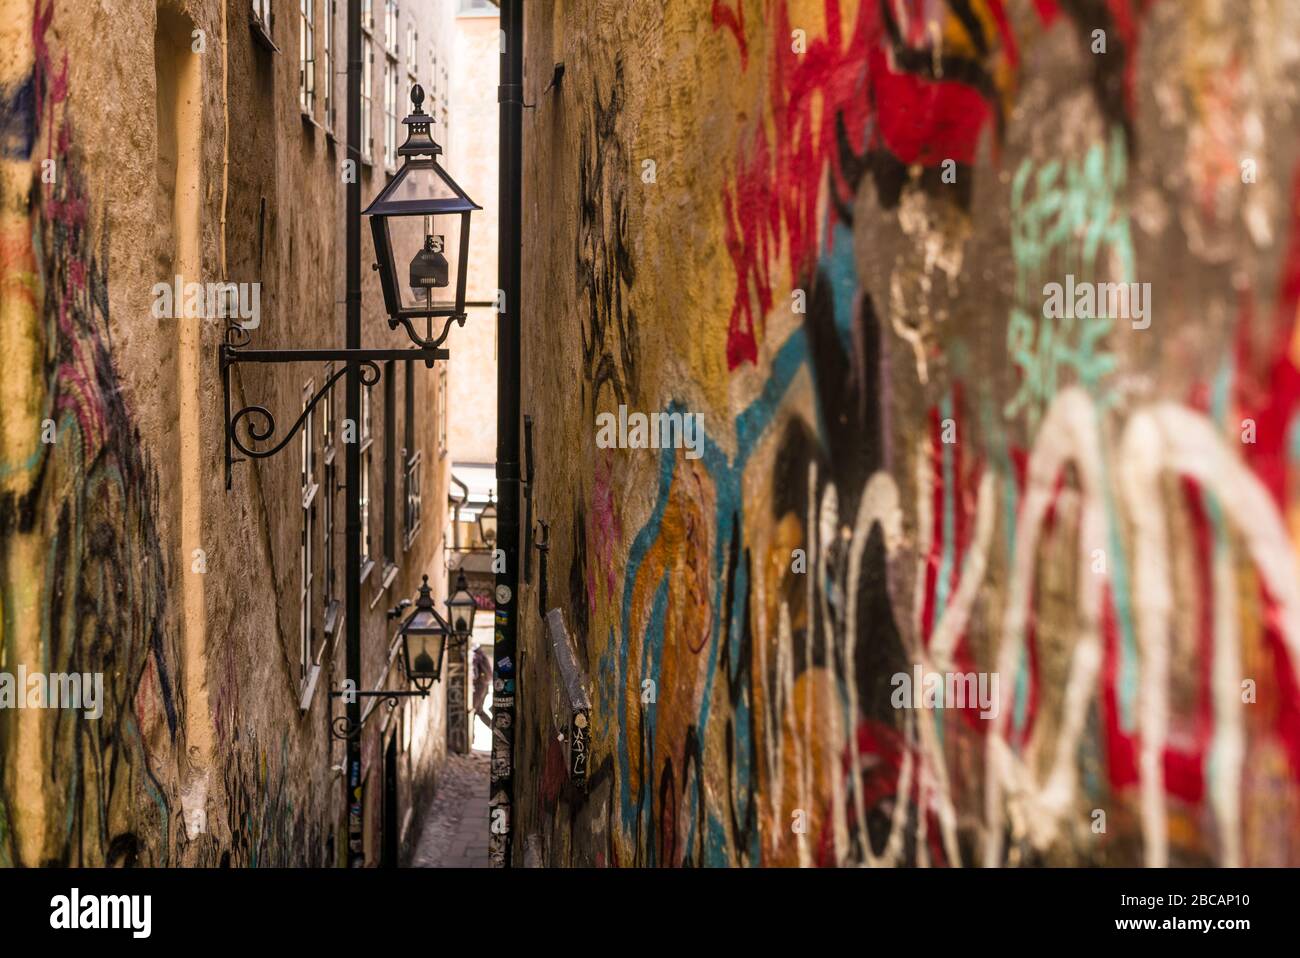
xmin=409 ymin=749 xmax=491 ymax=868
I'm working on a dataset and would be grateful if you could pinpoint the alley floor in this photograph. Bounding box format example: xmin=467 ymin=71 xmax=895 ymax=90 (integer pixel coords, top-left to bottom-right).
xmin=410 ymin=747 xmax=491 ymax=868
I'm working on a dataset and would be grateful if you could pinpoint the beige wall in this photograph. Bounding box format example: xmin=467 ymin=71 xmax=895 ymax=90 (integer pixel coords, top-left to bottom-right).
xmin=0 ymin=0 xmax=458 ymax=866
xmin=446 ymin=10 xmax=498 ymax=466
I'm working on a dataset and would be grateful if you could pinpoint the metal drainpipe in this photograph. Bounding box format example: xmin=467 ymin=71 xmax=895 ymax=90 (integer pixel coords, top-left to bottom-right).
xmin=492 ymin=0 xmax=524 ymax=868
xmin=450 ymin=473 xmax=469 ymax=552
xmin=345 ymin=0 xmax=364 ymax=867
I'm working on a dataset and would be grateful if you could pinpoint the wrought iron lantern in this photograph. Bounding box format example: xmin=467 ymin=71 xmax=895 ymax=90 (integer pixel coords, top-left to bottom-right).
xmin=478 ymin=491 xmax=497 ymax=548
xmin=397 ymin=575 xmax=450 ymax=692
xmin=362 ymin=83 xmax=480 ymax=350
xmin=446 ymin=571 xmax=478 ymax=639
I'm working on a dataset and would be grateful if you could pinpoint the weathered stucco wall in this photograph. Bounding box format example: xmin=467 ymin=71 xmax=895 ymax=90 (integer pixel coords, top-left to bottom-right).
xmin=517 ymin=0 xmax=1300 ymax=866
xmin=0 ymin=0 xmax=454 ymax=866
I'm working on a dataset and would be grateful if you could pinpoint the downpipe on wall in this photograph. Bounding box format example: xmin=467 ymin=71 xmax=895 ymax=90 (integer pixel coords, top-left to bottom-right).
xmin=492 ymin=0 xmax=524 ymax=868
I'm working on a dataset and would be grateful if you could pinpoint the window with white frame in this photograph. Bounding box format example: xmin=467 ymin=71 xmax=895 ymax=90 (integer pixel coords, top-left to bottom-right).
xmin=383 ymin=57 xmax=398 ymax=170
xmin=360 ymin=380 xmax=375 ymax=578
xmin=384 ymin=0 xmax=398 ymax=54
xmin=253 ymin=0 xmax=271 ymax=28
xmin=403 ymin=360 xmax=422 ymax=549
xmin=384 ymin=361 xmax=398 ymax=568
xmin=406 ymin=24 xmax=416 ymax=76
xmin=299 ymin=0 xmax=315 ymax=114
xmin=322 ymin=364 xmax=339 ymax=635
xmin=323 ymin=0 xmax=334 ymax=130
xmin=437 ymin=363 xmax=447 ymax=459
xmin=361 ymin=35 xmax=374 ymax=162
xmin=300 ymin=381 xmax=319 ymax=681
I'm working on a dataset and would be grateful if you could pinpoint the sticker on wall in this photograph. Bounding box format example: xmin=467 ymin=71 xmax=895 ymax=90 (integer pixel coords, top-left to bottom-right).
xmin=495 ymin=584 xmax=512 ymax=605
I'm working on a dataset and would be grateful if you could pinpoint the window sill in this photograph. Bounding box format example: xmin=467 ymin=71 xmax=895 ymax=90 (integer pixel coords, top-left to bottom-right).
xmin=359 ymin=557 xmax=376 ymax=585
xmin=250 ymin=14 xmax=279 ymax=52
xmin=299 ymin=663 xmax=321 ymax=713
xmin=301 ymin=110 xmax=321 ymax=132
xmin=323 ymin=598 xmax=341 ymax=641
xmin=325 ymin=601 xmax=345 ymax=658
xmin=368 ymin=562 xmax=399 ymax=610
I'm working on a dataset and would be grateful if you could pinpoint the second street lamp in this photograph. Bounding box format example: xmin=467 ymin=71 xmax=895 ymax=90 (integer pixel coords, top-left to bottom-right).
xmin=446 ymin=571 xmax=478 ymax=638
xmin=398 ymin=576 xmax=451 ymax=692
xmin=478 ymin=491 xmax=497 ymax=548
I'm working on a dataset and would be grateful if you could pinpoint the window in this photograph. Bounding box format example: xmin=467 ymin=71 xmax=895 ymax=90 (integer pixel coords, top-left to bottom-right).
xmin=323 ymin=0 xmax=334 ymax=130
xmin=253 ymin=0 xmax=271 ymax=27
xmin=459 ymin=0 xmax=495 ymax=12
xmin=437 ymin=363 xmax=447 ymax=459
xmin=300 ymin=380 xmax=319 ymax=682
xmin=383 ymin=360 xmax=398 ymax=566
xmin=403 ymin=361 xmax=422 ymax=549
xmin=384 ymin=0 xmax=398 ymax=53
xmin=299 ymin=0 xmax=315 ymax=114
xmin=383 ymin=58 xmax=398 ymax=169
xmin=406 ymin=24 xmax=416 ymax=76
xmin=322 ymin=365 xmax=339 ymax=637
xmin=361 ymin=36 xmax=374 ymax=163
xmin=362 ymin=0 xmax=372 ymax=30
xmin=360 ymin=380 xmax=375 ymax=580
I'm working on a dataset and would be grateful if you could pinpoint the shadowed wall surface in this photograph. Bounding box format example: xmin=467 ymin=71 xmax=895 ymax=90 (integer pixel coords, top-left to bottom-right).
xmin=516 ymin=0 xmax=1300 ymax=867
xmin=0 ymin=0 xmax=454 ymax=867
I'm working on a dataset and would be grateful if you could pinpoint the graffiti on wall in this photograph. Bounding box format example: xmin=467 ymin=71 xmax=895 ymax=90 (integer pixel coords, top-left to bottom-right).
xmin=525 ymin=0 xmax=1300 ymax=867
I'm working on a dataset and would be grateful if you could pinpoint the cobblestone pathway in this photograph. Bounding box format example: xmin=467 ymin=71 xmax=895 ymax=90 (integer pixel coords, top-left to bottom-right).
xmin=410 ymin=749 xmax=491 ymax=868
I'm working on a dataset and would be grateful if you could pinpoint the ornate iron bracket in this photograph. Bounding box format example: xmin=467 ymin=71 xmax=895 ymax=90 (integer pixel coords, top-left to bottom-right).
xmin=328 ymin=688 xmax=429 ymax=741
xmin=220 ymin=320 xmax=448 ymax=489
xmin=389 ymin=312 xmax=465 ymax=351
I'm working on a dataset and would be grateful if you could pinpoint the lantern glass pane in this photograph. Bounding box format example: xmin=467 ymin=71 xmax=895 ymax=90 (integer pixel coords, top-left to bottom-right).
xmin=406 ymin=607 xmax=442 ymax=634
xmin=389 ymin=161 xmax=460 ymax=203
xmin=384 ymin=212 xmax=463 ymax=313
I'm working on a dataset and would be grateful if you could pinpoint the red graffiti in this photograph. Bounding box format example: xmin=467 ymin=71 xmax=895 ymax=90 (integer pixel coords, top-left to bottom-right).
xmin=717 ymin=0 xmax=1012 ymax=369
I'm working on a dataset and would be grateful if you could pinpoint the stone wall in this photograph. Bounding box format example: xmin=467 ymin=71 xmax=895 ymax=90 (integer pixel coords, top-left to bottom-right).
xmin=515 ymin=0 xmax=1300 ymax=867
xmin=0 ymin=0 xmax=456 ymax=866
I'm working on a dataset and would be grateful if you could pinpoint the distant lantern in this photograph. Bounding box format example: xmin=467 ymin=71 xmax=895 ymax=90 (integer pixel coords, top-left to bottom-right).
xmin=362 ymin=84 xmax=480 ymax=347
xmin=478 ymin=491 xmax=497 ymax=548
xmin=446 ymin=571 xmax=479 ymax=639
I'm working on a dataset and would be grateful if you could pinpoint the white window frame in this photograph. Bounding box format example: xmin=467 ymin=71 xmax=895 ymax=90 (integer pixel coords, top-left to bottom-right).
xmin=299 ymin=0 xmax=316 ymax=115
xmin=383 ymin=57 xmax=399 ymax=170
xmin=300 ymin=380 xmax=319 ymax=682
xmin=323 ymin=0 xmax=334 ymax=130
xmin=361 ymin=35 xmax=374 ymax=163
xmin=384 ymin=0 xmax=398 ymax=54
xmin=360 ymin=381 xmax=375 ymax=580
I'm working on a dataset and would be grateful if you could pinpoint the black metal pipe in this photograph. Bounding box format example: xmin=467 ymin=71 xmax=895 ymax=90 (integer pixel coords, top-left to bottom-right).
xmin=492 ymin=0 xmax=524 ymax=869
xmin=345 ymin=0 xmax=364 ymax=867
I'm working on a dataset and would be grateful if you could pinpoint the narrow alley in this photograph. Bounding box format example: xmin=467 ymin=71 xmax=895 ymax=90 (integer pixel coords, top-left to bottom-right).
xmin=411 ymin=751 xmax=490 ymax=868
xmin=2 ymin=0 xmax=1300 ymax=940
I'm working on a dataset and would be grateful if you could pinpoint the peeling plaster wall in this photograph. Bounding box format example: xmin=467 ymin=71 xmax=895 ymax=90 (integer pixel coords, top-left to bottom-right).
xmin=517 ymin=0 xmax=1300 ymax=867
xmin=0 ymin=0 xmax=454 ymax=866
